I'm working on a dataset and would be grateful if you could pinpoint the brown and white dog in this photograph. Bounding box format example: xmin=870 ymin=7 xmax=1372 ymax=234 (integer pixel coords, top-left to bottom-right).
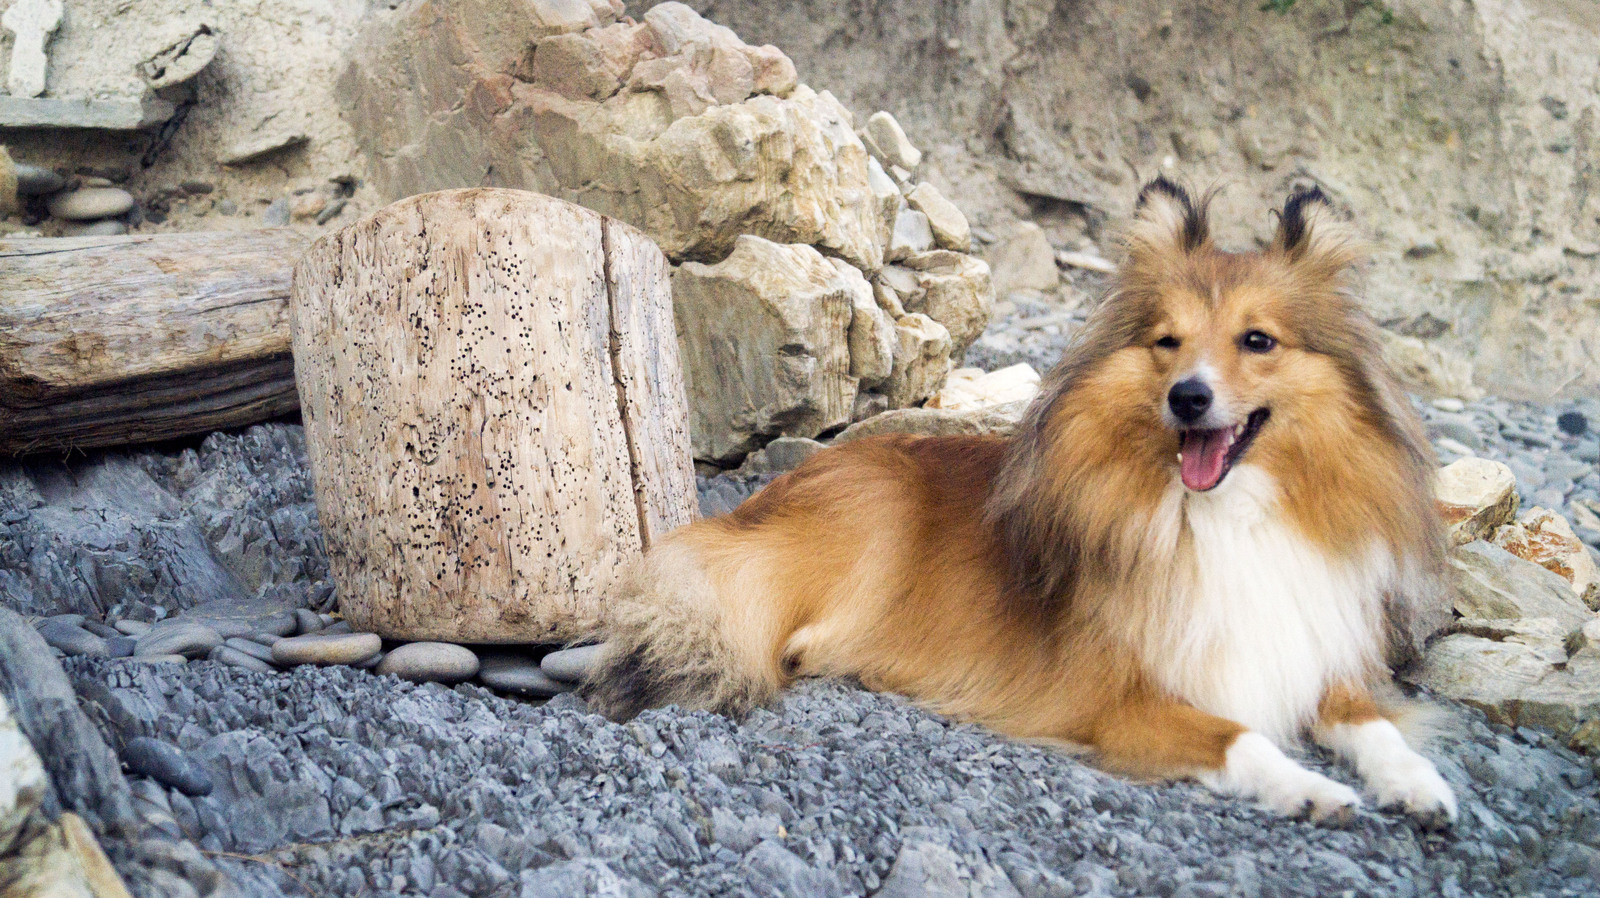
xmin=584 ymin=178 xmax=1458 ymax=826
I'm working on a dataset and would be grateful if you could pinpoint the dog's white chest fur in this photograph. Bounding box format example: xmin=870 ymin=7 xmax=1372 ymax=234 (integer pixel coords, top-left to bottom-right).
xmin=1143 ymin=466 xmax=1389 ymax=745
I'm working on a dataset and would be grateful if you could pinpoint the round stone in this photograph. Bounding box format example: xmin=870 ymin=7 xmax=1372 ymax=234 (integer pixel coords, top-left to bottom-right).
xmin=113 ymin=620 xmax=151 ymax=636
xmin=256 ymin=611 xmax=298 ymax=637
xmin=37 ymin=620 xmax=110 ymax=658
xmin=540 ymin=644 xmax=605 ymax=683
xmin=135 ymin=622 xmax=222 ymax=659
xmin=209 ymin=645 xmax=275 ymax=673
xmin=62 ymin=220 xmax=128 ymax=237
xmin=223 ymin=637 xmax=278 ymax=664
xmin=14 ymin=163 xmax=66 ymax=196
xmin=47 ymin=187 xmax=136 ymax=221
xmin=272 ymin=632 xmax=382 ymax=667
xmin=1558 ymin=411 xmax=1588 ymax=437
xmin=375 ymin=642 xmax=480 ymax=684
xmin=121 ymin=737 xmax=213 ymax=797
xmin=119 ymin=654 xmax=187 ymax=666
xmin=294 ymin=608 xmax=325 ymax=635
xmin=478 ymin=652 xmax=572 ymax=697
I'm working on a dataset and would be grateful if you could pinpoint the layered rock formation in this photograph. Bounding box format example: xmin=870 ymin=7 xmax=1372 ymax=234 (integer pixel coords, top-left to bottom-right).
xmin=341 ymin=0 xmax=994 ymax=462
xmin=654 ymin=0 xmax=1600 ymax=401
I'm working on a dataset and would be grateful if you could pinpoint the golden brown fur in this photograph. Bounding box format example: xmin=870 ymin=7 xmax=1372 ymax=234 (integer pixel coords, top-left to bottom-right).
xmin=585 ymin=179 xmax=1451 ymax=818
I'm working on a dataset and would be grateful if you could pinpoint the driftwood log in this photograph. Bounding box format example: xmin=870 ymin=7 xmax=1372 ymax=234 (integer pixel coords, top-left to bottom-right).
xmin=0 ymin=229 xmax=308 ymax=454
xmin=292 ymin=189 xmax=697 ymax=643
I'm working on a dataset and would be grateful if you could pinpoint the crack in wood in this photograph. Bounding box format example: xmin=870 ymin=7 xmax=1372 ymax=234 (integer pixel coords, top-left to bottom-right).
xmin=601 ymin=218 xmax=654 ymax=552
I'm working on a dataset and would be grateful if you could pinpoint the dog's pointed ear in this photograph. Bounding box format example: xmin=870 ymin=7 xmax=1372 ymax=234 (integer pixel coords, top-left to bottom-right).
xmin=1272 ymin=186 xmax=1362 ymax=273
xmin=1126 ymin=176 xmax=1211 ymax=258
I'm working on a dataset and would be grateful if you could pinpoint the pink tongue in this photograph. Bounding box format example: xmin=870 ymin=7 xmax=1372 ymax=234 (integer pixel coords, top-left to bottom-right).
xmin=1181 ymin=430 xmax=1231 ymax=491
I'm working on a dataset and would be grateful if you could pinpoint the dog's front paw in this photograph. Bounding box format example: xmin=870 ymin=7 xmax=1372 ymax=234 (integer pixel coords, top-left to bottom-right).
xmin=1258 ymin=767 xmax=1363 ymax=825
xmin=1202 ymin=732 xmax=1362 ymax=826
xmin=1364 ymin=751 xmax=1457 ymax=829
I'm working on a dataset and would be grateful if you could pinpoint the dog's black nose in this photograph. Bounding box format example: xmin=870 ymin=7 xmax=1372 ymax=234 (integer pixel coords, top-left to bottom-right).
xmin=1168 ymin=378 xmax=1213 ymax=423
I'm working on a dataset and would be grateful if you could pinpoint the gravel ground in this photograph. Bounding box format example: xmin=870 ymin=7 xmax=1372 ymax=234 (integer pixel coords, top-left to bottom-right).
xmin=61 ymin=655 xmax=1600 ymax=898
xmin=7 ymin=290 xmax=1600 ymax=896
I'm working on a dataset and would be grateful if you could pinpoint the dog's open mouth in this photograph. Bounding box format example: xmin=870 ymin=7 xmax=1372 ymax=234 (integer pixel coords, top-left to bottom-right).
xmin=1177 ymin=408 xmax=1271 ymax=492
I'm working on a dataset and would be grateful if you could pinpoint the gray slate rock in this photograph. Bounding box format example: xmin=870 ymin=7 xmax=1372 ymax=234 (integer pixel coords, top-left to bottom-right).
xmin=14 ymin=163 xmax=66 ymax=196
xmin=119 ymin=654 xmax=187 ymax=665
xmin=294 ymin=608 xmax=324 ymax=635
xmin=37 ymin=619 xmax=110 ymax=657
xmin=210 ymin=645 xmax=276 ymax=673
xmin=122 ymin=736 xmax=213 ymax=797
xmin=540 ymin=644 xmax=605 ymax=683
xmin=478 ymin=652 xmax=572 ymax=697
xmin=136 ymin=621 xmax=222 ymax=659
xmin=272 ymin=632 xmax=381 ymax=666
xmin=223 ymin=637 xmax=277 ymax=664
xmin=375 ymin=642 xmax=479 ymax=684
xmin=81 ymin=620 xmax=120 ymax=639
xmin=104 ymin=636 xmax=136 ymax=658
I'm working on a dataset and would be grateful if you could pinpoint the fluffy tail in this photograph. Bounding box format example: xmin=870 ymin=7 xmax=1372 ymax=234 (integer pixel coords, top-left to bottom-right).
xmin=581 ymin=537 xmax=784 ymax=719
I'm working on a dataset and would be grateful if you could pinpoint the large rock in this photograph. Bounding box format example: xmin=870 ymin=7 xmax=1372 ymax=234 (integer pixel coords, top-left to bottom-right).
xmin=1493 ymin=507 xmax=1600 ymax=610
xmin=656 ymin=0 xmax=1600 ymax=401
xmin=1413 ymin=629 xmax=1600 ymax=737
xmin=898 ymin=251 xmax=994 ymax=356
xmin=926 ymin=364 xmax=1040 ymax=412
xmin=1447 ymin=540 xmax=1591 ymax=632
xmin=832 ymin=400 xmax=1028 ymax=444
xmin=674 ymin=237 xmax=866 ymax=461
xmin=881 ymin=314 xmax=952 ymax=409
xmin=344 ymin=1 xmax=882 ymax=270
xmin=1435 ymin=458 xmax=1519 ymax=545
xmin=342 ymin=0 xmax=997 ymax=462
xmin=0 ymin=693 xmax=48 ymax=856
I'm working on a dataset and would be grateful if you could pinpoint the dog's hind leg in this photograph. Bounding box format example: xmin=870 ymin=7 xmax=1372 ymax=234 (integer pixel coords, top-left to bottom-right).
xmin=581 ymin=532 xmax=792 ymax=720
xmin=1090 ymin=697 xmax=1361 ymax=823
xmin=1312 ymin=684 xmax=1457 ymax=828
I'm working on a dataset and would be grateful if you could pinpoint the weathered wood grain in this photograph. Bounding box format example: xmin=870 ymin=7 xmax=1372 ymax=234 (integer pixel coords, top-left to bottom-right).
xmin=292 ymin=189 xmax=695 ymax=644
xmin=0 ymin=229 xmax=308 ymax=453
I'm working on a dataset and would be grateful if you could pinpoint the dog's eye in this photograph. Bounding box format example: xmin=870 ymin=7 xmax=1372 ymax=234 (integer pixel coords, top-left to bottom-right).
xmin=1241 ymin=330 xmax=1277 ymax=353
xmin=1154 ymin=335 xmax=1181 ymax=349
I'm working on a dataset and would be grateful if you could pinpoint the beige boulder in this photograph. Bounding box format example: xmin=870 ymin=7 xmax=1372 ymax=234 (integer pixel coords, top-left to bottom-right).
xmin=899 ymin=250 xmax=995 ymax=356
xmin=1448 ymin=540 xmax=1591 ymax=632
xmin=927 ymin=363 xmax=1040 ymax=412
xmin=833 ymin=400 xmax=1028 ymax=445
xmin=674 ymin=236 xmax=876 ymax=462
xmin=1412 ymin=629 xmax=1600 ymax=736
xmin=907 ymin=181 xmax=971 ymax=252
xmin=345 ymin=1 xmax=885 ymax=271
xmin=341 ymin=0 xmax=1001 ymax=462
xmin=1493 ymin=507 xmax=1600 ymax=610
xmin=986 ymin=220 xmax=1058 ymax=296
xmin=1435 ymin=457 xmax=1519 ymax=545
xmin=882 ymin=313 xmax=952 ymax=409
xmin=861 ymin=110 xmax=922 ymax=170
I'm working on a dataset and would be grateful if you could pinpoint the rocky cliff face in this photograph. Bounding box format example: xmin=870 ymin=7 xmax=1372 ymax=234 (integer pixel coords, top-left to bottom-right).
xmin=648 ymin=0 xmax=1600 ymax=401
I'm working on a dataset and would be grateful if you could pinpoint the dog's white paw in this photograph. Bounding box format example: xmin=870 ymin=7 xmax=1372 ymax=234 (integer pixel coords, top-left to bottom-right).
xmin=1362 ymin=747 xmax=1458 ymax=829
xmin=1319 ymin=719 xmax=1458 ymax=829
xmin=1201 ymin=732 xmax=1362 ymax=825
xmin=1253 ymin=765 xmax=1363 ymax=824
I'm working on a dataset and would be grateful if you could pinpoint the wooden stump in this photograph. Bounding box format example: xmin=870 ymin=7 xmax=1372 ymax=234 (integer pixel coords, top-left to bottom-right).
xmin=0 ymin=230 xmax=308 ymax=454
xmin=291 ymin=189 xmax=696 ymax=643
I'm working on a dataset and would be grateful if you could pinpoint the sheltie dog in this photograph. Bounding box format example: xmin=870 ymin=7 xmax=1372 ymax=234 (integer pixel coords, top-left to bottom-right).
xmin=585 ymin=178 xmax=1457 ymax=826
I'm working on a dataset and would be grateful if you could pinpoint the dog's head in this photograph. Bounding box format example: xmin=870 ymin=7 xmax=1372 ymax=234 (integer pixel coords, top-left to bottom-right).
xmin=1108 ymin=176 xmax=1382 ymax=494
xmin=996 ymin=177 xmax=1442 ymax=607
